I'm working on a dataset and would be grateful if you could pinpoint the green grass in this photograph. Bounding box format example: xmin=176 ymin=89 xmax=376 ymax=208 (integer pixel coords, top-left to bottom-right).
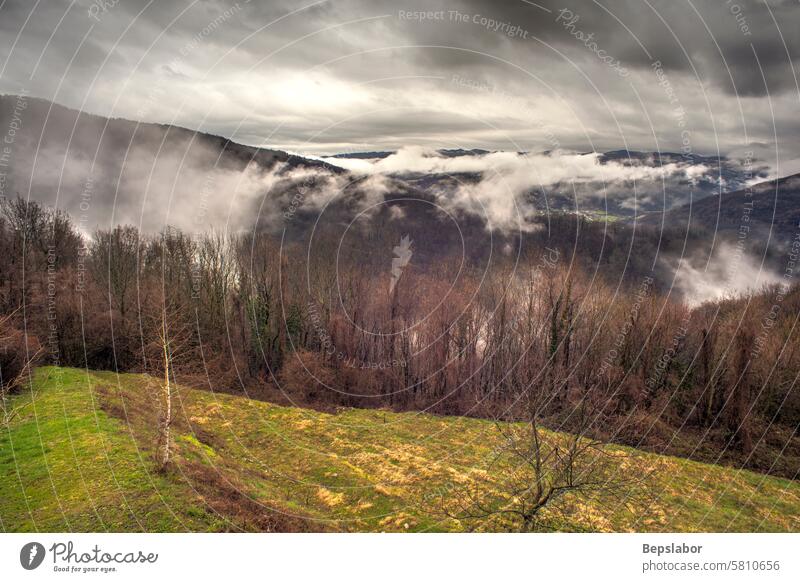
xmin=1 ymin=367 xmax=798 ymax=532
xmin=0 ymin=367 xmax=224 ymax=532
xmin=581 ymin=210 xmax=623 ymax=223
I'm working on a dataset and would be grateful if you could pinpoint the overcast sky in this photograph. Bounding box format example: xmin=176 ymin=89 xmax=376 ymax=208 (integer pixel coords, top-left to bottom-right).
xmin=1 ymin=0 xmax=799 ymax=167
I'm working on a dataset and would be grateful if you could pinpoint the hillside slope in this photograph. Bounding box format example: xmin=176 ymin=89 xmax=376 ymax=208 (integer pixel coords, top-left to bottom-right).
xmin=0 ymin=94 xmax=342 ymax=232
xmin=1 ymin=367 xmax=798 ymax=532
xmin=638 ymin=172 xmax=800 ymax=246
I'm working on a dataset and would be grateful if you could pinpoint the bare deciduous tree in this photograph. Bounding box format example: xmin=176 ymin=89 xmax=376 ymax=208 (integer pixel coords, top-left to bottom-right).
xmin=439 ymin=396 xmax=642 ymax=532
xmin=91 ymin=225 xmax=141 ymax=319
xmin=146 ymin=300 xmax=190 ymax=469
xmin=0 ymin=311 xmax=42 ymax=427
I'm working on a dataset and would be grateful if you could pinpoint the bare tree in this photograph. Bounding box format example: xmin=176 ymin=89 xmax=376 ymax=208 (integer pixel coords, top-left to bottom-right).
xmin=728 ymin=329 xmax=754 ymax=454
xmin=90 ymin=225 xmax=141 ymax=318
xmin=145 ymin=300 xmax=190 ymax=469
xmin=0 ymin=311 xmax=42 ymax=427
xmin=439 ymin=393 xmax=641 ymax=531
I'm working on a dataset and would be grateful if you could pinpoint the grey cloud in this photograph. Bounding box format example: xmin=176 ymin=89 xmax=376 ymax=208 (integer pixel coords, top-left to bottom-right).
xmin=450 ymin=0 xmax=800 ymax=97
xmin=0 ymin=0 xmax=798 ymax=159
xmin=322 ymin=147 xmax=753 ymax=230
xmin=672 ymin=241 xmax=785 ymax=306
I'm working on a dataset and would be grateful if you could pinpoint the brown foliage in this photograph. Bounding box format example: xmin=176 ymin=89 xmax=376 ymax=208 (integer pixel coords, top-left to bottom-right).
xmin=2 ymin=195 xmax=799 ymax=477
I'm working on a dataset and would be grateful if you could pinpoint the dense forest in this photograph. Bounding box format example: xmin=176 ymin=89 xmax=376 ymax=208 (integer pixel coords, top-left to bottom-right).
xmin=1 ymin=195 xmax=798 ymax=480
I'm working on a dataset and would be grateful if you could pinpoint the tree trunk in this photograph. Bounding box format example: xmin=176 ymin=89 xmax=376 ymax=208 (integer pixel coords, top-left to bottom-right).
xmin=160 ymin=315 xmax=172 ymax=468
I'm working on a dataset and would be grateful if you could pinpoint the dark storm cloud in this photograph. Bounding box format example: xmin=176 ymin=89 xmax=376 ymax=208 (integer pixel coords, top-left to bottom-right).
xmin=0 ymin=0 xmax=798 ymax=159
xmin=438 ymin=0 xmax=800 ymax=97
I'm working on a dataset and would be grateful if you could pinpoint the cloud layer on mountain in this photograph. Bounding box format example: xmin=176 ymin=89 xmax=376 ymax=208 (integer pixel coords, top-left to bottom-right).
xmin=325 ymin=147 xmax=740 ymax=229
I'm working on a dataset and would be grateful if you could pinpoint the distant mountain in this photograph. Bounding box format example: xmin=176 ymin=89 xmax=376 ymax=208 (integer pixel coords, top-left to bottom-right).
xmin=332 ymin=148 xmax=492 ymax=160
xmin=522 ymin=149 xmax=755 ymax=217
xmin=598 ymin=149 xmax=762 ymax=191
xmin=0 ymin=94 xmax=340 ymax=231
xmin=0 ymin=94 xmax=780 ymax=241
xmin=330 ymin=147 xmax=761 ymax=217
xmin=331 ymin=151 xmax=394 ymax=159
xmin=0 ymin=95 xmax=495 ymax=265
xmin=638 ymin=172 xmax=800 ymax=248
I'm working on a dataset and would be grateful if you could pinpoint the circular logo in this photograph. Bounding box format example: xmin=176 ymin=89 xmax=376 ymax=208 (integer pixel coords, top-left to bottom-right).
xmin=19 ymin=542 xmax=46 ymax=570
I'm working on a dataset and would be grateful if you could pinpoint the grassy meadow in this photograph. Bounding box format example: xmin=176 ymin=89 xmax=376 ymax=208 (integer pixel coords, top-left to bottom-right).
xmin=1 ymin=367 xmax=798 ymax=532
